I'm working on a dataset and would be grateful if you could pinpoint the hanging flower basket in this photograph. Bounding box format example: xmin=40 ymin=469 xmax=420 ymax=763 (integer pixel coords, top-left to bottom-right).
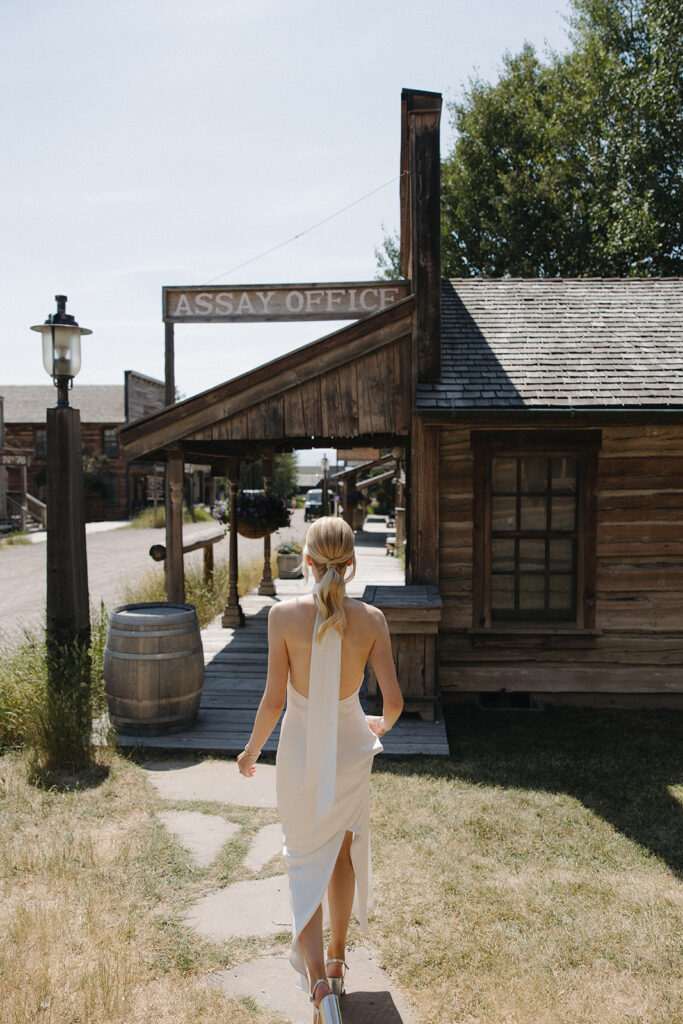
xmin=212 ymin=490 xmax=291 ymax=539
xmin=237 ymin=521 xmax=268 ymax=539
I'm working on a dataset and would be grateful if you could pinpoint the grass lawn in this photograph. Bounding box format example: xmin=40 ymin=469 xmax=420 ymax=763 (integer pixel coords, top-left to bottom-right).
xmin=1 ymin=706 xmax=681 ymax=1024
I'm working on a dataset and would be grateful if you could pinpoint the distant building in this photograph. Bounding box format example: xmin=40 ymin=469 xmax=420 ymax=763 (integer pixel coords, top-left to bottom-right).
xmin=0 ymin=371 xmax=167 ymax=524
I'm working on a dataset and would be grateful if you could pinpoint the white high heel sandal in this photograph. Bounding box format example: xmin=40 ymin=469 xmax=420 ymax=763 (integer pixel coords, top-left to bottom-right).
xmin=325 ymin=958 xmax=349 ymax=998
xmin=310 ymin=978 xmax=342 ymax=1023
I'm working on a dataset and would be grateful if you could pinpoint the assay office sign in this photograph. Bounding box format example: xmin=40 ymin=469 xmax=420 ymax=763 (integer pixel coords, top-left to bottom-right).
xmin=163 ymin=281 xmax=410 ymax=323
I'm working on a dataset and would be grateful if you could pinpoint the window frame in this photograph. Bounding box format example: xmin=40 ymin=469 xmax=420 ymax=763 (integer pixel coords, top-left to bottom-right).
xmin=102 ymin=427 xmax=118 ymax=458
xmin=471 ymin=430 xmax=599 ymax=633
xmin=34 ymin=428 xmax=47 ymax=458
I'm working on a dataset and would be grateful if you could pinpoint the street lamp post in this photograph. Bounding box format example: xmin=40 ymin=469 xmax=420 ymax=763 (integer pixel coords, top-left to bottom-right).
xmin=31 ymin=295 xmax=91 ymax=654
xmin=321 ymin=454 xmax=329 ymax=516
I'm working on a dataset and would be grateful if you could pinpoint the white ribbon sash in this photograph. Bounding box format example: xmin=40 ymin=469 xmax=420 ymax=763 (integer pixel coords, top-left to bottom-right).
xmin=304 ymin=584 xmax=342 ymax=825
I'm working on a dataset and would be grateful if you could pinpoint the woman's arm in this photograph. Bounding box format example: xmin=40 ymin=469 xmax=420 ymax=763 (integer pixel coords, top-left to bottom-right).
xmin=237 ymin=604 xmax=289 ymax=776
xmin=367 ymin=608 xmax=403 ymax=735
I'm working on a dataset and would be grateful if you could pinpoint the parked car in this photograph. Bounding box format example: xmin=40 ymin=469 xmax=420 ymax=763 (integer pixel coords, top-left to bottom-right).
xmin=303 ymin=488 xmax=323 ymax=521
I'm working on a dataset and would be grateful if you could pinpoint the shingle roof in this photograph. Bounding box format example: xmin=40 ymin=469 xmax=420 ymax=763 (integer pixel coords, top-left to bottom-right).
xmin=417 ymin=279 xmax=683 ymax=410
xmin=0 ymin=385 xmax=125 ymax=423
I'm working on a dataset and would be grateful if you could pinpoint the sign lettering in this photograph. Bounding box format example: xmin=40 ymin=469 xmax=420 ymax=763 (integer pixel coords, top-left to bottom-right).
xmin=163 ymin=281 xmax=410 ymax=323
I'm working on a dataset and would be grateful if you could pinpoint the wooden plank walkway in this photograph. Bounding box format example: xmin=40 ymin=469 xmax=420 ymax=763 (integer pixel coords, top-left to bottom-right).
xmin=115 ymin=518 xmax=450 ymax=756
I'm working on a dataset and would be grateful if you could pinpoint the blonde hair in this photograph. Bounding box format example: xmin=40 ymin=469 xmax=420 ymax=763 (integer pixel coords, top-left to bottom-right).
xmin=302 ymin=516 xmax=356 ymax=640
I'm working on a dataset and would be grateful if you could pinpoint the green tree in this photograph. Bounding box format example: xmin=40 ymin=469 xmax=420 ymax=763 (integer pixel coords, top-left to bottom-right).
xmin=237 ymin=453 xmax=297 ymax=498
xmin=376 ymin=0 xmax=682 ymax=277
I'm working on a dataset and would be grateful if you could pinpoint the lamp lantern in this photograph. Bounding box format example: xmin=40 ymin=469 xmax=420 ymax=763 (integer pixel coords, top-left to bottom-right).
xmin=31 ymin=295 xmax=92 ymax=407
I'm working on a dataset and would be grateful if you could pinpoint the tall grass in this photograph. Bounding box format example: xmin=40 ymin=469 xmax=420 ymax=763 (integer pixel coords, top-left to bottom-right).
xmin=122 ymin=555 xmax=277 ymax=628
xmin=0 ymin=604 xmax=114 ymax=774
xmin=128 ymin=506 xmax=213 ymax=529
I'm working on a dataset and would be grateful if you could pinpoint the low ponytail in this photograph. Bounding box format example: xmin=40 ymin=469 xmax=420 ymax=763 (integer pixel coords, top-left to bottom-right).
xmin=302 ymin=517 xmax=356 ymax=640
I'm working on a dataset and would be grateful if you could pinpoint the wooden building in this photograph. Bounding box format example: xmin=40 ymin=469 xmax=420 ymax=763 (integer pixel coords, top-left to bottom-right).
xmin=118 ymin=88 xmax=683 ymax=707
xmin=1 ymin=371 xmax=168 ymax=523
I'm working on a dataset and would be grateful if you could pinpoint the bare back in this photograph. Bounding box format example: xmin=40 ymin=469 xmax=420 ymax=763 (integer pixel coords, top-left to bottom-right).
xmin=266 ymin=593 xmax=399 ymax=704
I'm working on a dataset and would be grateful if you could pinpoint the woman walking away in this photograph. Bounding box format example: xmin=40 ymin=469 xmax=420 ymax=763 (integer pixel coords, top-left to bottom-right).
xmin=237 ymin=517 xmax=403 ymax=1023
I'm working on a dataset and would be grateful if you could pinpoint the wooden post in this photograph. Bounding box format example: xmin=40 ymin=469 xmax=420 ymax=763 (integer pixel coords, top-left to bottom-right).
xmin=203 ymin=542 xmax=214 ymax=583
xmin=342 ymin=473 xmax=355 ymax=528
xmin=407 ymin=418 xmax=439 ymax=586
xmin=258 ymin=455 xmax=276 ymax=596
xmin=19 ymin=462 xmax=28 ymax=532
xmin=164 ymin=322 xmax=175 ymax=406
xmin=222 ymin=458 xmax=244 ymax=627
xmin=165 ymin=451 xmax=185 ymax=603
xmin=46 ymin=406 xmax=90 ymax=648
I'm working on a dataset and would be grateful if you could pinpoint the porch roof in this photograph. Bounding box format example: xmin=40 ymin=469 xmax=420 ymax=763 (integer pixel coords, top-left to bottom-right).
xmin=118 ymin=296 xmax=414 ymax=462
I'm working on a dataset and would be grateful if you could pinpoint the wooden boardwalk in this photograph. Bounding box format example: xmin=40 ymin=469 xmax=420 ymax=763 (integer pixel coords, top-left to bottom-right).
xmin=115 ymin=518 xmax=450 ymax=756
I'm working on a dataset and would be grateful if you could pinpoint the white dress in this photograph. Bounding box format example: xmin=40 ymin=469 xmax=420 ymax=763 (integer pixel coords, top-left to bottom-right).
xmin=275 ymin=584 xmax=383 ymax=991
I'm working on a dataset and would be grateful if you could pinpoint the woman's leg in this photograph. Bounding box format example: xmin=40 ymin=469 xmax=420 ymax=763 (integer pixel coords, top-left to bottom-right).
xmin=326 ymin=830 xmax=355 ymax=978
xmin=298 ymin=904 xmax=332 ymax=1007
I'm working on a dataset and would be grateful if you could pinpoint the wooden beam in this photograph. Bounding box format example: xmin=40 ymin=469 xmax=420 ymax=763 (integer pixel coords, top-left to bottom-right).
xmin=165 ymin=451 xmax=184 ymax=603
xmin=408 ymin=418 xmax=439 ymax=585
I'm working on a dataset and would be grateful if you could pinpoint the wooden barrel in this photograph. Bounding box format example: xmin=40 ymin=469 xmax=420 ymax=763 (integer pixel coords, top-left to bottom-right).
xmin=104 ymin=602 xmax=204 ymax=735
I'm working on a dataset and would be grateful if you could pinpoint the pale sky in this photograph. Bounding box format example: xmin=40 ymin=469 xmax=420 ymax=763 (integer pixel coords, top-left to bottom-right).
xmin=2 ymin=0 xmax=572 ymax=462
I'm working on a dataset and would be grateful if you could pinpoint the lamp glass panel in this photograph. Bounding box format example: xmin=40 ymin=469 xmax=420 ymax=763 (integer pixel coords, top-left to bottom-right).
xmin=52 ymin=326 xmax=81 ymax=378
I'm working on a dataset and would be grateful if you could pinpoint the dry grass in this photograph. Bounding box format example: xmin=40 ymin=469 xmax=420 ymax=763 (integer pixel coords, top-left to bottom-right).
xmin=0 ymin=531 xmax=33 ymax=548
xmin=0 ymin=748 xmax=289 ymax=1024
xmin=3 ymin=695 xmax=681 ymax=1023
xmin=369 ymin=705 xmax=683 ymax=1024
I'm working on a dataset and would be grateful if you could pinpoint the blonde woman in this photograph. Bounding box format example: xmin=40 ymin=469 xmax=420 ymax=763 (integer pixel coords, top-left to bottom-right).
xmin=237 ymin=516 xmax=403 ymax=1023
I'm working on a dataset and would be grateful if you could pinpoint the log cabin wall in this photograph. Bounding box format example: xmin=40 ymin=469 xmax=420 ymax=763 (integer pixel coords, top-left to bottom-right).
xmin=437 ymin=421 xmax=683 ymax=700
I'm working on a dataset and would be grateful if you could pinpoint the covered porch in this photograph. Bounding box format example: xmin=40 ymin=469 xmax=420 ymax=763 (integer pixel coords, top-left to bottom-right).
xmin=114 ymin=518 xmax=449 ymax=755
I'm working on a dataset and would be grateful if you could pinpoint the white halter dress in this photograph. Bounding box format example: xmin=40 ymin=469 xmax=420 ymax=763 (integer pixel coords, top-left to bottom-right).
xmin=275 ymin=584 xmax=383 ymax=991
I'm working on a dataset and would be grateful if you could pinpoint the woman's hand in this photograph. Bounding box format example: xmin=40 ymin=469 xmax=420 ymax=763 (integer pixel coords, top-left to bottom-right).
xmin=366 ymin=715 xmax=387 ymax=738
xmin=237 ymin=750 xmax=259 ymax=776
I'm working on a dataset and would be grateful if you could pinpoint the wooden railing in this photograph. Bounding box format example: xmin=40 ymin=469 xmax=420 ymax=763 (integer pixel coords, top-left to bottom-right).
xmin=149 ymin=531 xmax=224 ymax=583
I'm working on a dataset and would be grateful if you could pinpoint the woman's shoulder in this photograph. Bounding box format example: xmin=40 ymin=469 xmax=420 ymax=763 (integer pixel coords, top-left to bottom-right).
xmin=343 ymin=596 xmax=386 ymax=629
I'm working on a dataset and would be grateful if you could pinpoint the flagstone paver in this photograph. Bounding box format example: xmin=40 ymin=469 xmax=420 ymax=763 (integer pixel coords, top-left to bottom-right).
xmin=244 ymin=821 xmax=284 ymax=873
xmin=141 ymin=758 xmax=278 ymax=807
xmin=183 ymin=874 xmax=291 ymax=940
xmin=157 ymin=810 xmax=240 ymax=868
xmin=208 ymin=947 xmax=416 ymax=1024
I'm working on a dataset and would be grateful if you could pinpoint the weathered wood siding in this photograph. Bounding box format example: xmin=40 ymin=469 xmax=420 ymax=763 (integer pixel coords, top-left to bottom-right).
xmin=192 ymin=335 xmax=411 ymax=444
xmin=438 ymin=423 xmax=683 ymax=695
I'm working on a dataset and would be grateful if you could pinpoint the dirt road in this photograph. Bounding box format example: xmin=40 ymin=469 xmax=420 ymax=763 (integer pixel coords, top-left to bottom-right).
xmin=0 ymin=511 xmax=306 ymax=645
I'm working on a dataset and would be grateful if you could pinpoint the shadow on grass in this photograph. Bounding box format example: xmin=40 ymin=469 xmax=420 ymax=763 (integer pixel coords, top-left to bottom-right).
xmin=378 ymin=705 xmax=683 ymax=879
xmin=27 ymin=757 xmax=111 ymax=792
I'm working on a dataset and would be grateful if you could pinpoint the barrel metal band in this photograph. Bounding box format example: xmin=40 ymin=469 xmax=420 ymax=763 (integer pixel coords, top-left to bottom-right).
xmin=104 ymin=644 xmax=204 ymax=662
xmin=108 ymin=625 xmax=198 ymax=639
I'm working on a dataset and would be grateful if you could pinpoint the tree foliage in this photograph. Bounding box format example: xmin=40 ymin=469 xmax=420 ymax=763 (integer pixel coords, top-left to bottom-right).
xmin=237 ymin=452 xmax=298 ymax=498
xmin=441 ymin=0 xmax=683 ymax=277
xmin=373 ymin=0 xmax=682 ymax=278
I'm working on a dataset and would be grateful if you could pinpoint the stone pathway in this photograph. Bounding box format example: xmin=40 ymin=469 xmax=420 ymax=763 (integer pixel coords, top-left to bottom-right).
xmin=142 ymin=758 xmax=417 ymax=1024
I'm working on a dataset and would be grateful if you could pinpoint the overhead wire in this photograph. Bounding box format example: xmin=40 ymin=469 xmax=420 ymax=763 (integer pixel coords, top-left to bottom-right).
xmin=200 ymin=171 xmax=405 ymax=285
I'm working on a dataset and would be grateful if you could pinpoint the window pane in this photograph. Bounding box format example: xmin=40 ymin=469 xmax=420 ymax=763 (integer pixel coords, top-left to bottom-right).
xmin=551 ymin=457 xmax=576 ymax=492
xmin=491 ymin=574 xmax=515 ymax=609
xmin=549 ymin=538 xmax=574 ymax=572
xmin=520 ymin=456 xmax=547 ymax=492
xmin=492 ymin=496 xmax=516 ymax=532
xmin=519 ymin=539 xmax=545 ymax=573
xmin=492 ymin=538 xmax=515 ymax=572
xmin=549 ymin=574 xmax=574 ymax=610
xmin=519 ymin=574 xmax=545 ymax=610
xmin=520 ymin=495 xmax=546 ymax=531
xmin=551 ymin=495 xmax=576 ymax=531
xmin=492 ymin=457 xmax=516 ymax=493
